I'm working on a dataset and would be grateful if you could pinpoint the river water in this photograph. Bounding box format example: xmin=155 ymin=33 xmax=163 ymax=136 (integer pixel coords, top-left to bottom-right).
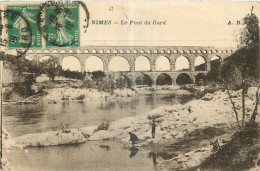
xmin=3 ymin=90 xmax=185 ymax=171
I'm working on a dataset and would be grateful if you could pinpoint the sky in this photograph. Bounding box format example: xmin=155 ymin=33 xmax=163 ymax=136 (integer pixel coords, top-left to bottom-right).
xmin=81 ymin=1 xmax=259 ymax=47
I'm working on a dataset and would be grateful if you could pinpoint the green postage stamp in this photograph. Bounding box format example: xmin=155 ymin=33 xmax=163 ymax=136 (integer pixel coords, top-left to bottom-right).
xmin=44 ymin=3 xmax=79 ymax=47
xmin=7 ymin=5 xmax=42 ymax=48
xmin=7 ymin=3 xmax=80 ymax=49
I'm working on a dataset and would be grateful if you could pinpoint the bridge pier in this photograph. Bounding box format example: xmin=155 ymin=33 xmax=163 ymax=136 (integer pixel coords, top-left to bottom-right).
xmin=58 ymin=58 xmax=63 ymax=67
xmin=81 ymin=63 xmax=85 ymax=73
xmin=191 ymin=75 xmax=195 ymax=84
xmin=131 ymin=78 xmax=136 ymax=87
xmin=151 ymin=74 xmax=157 ymax=86
xmin=150 ymin=60 xmax=156 ymax=71
xmin=130 ymin=64 xmax=135 ymax=72
xmin=206 ymin=62 xmax=211 ymax=71
xmin=171 ymin=75 xmax=177 ymax=85
xmin=190 ymin=63 xmax=195 ymax=71
xmin=170 ymin=62 xmax=175 ymax=71
xmin=103 ymin=64 xmax=109 ymax=73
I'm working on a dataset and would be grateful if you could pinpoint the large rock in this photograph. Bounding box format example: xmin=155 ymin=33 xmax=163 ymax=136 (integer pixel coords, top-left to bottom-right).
xmin=113 ymin=88 xmax=137 ymax=97
xmin=80 ymin=126 xmax=97 ymax=137
xmin=5 ymin=129 xmax=87 ymax=148
xmin=202 ymin=93 xmax=213 ymax=101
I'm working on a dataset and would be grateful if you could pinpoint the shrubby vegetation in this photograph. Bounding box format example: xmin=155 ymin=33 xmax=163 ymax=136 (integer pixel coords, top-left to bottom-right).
xmin=204 ymin=12 xmax=259 ymax=87
xmin=40 ymin=58 xmax=62 ymax=82
xmin=82 ymin=71 xmax=131 ymax=92
xmin=3 ymin=56 xmax=63 ymax=97
xmin=194 ymin=9 xmax=260 ymax=170
xmin=4 ymin=50 xmax=132 ymax=98
xmin=220 ymin=11 xmax=259 ymax=127
xmin=82 ymin=71 xmax=115 ymax=92
xmin=205 ymin=63 xmax=220 ymax=84
xmin=60 ymin=69 xmax=85 ymax=80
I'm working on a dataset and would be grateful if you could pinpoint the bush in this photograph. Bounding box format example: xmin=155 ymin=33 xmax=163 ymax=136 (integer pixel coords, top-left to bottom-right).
xmin=61 ymin=69 xmax=84 ymax=79
xmin=181 ymin=84 xmax=222 ymax=102
xmin=3 ymin=87 xmax=12 ymax=101
xmin=12 ymin=82 xmax=34 ymax=97
xmin=82 ymin=72 xmax=116 ymax=92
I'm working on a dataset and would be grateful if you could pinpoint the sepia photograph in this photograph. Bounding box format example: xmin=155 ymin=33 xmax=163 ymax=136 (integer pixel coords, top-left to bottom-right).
xmin=0 ymin=1 xmax=259 ymax=170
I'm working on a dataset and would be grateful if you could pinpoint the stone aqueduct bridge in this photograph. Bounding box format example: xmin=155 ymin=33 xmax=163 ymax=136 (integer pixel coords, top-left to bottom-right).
xmin=26 ymin=46 xmax=235 ymax=85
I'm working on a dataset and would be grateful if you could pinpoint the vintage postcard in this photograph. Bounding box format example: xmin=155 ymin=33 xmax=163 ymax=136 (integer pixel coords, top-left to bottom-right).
xmin=0 ymin=1 xmax=259 ymax=171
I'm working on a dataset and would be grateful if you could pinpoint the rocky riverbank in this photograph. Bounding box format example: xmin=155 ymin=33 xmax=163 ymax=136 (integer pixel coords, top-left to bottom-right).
xmin=42 ymin=87 xmax=137 ymax=103
xmin=3 ymin=87 xmax=260 ymax=170
xmin=3 ymin=87 xmax=137 ymax=104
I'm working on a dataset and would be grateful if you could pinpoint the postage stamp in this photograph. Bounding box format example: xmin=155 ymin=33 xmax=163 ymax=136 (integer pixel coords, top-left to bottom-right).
xmin=7 ymin=5 xmax=41 ymax=48
xmin=39 ymin=2 xmax=80 ymax=47
xmin=0 ymin=1 xmax=89 ymax=58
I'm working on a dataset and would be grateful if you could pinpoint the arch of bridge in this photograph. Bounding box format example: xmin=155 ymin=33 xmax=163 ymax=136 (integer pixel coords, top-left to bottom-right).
xmin=155 ymin=55 xmax=171 ymax=71
xmin=27 ymin=46 xmax=234 ymax=73
xmin=85 ymin=55 xmax=105 ymax=72
xmin=133 ymin=71 xmax=208 ymax=85
xmin=135 ymin=56 xmax=151 ymax=71
xmin=107 ymin=55 xmax=132 ymax=70
xmin=27 ymin=53 xmax=224 ymax=72
xmin=193 ymin=55 xmax=208 ymax=71
xmin=209 ymin=54 xmax=223 ymax=61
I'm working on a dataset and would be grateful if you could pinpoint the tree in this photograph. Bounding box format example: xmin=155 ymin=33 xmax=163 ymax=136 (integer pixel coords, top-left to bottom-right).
xmin=238 ymin=7 xmax=259 ymax=49
xmin=41 ymin=58 xmax=62 ymax=82
xmin=61 ymin=69 xmax=84 ymax=79
xmin=91 ymin=70 xmax=105 ymax=81
xmin=221 ymin=8 xmax=260 ymax=128
xmin=205 ymin=59 xmax=222 ymax=83
xmin=221 ymin=64 xmax=243 ymax=127
xmin=116 ymin=74 xmax=131 ymax=88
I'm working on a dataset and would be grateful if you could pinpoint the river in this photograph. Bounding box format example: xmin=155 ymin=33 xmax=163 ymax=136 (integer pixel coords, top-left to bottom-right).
xmin=3 ymin=89 xmax=187 ymax=171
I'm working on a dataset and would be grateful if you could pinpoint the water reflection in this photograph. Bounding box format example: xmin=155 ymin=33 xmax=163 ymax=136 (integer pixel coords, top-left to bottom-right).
xmin=149 ymin=151 xmax=157 ymax=166
xmin=129 ymin=145 xmax=139 ymax=158
xmin=3 ymin=90 xmax=187 ymax=171
xmin=5 ymin=141 xmax=154 ymax=171
xmin=3 ymin=90 xmax=181 ymax=137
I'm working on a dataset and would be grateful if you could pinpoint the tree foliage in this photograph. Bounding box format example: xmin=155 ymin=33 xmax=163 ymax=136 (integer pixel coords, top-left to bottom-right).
xmin=207 ymin=9 xmax=259 ymax=87
xmin=91 ymin=70 xmax=106 ymax=81
xmin=116 ymin=75 xmax=131 ymax=88
xmin=40 ymin=58 xmax=62 ymax=82
xmin=205 ymin=59 xmax=222 ymax=83
xmin=239 ymin=12 xmax=259 ymax=48
xmin=221 ymin=64 xmax=243 ymax=90
xmin=221 ymin=8 xmax=259 ymax=127
xmin=4 ymin=55 xmax=62 ymax=82
xmin=82 ymin=72 xmax=116 ymax=92
xmin=61 ymin=69 xmax=84 ymax=79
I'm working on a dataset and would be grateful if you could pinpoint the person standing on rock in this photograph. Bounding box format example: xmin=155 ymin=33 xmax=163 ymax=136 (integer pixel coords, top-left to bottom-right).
xmin=129 ymin=132 xmax=138 ymax=144
xmin=152 ymin=119 xmax=156 ymax=138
